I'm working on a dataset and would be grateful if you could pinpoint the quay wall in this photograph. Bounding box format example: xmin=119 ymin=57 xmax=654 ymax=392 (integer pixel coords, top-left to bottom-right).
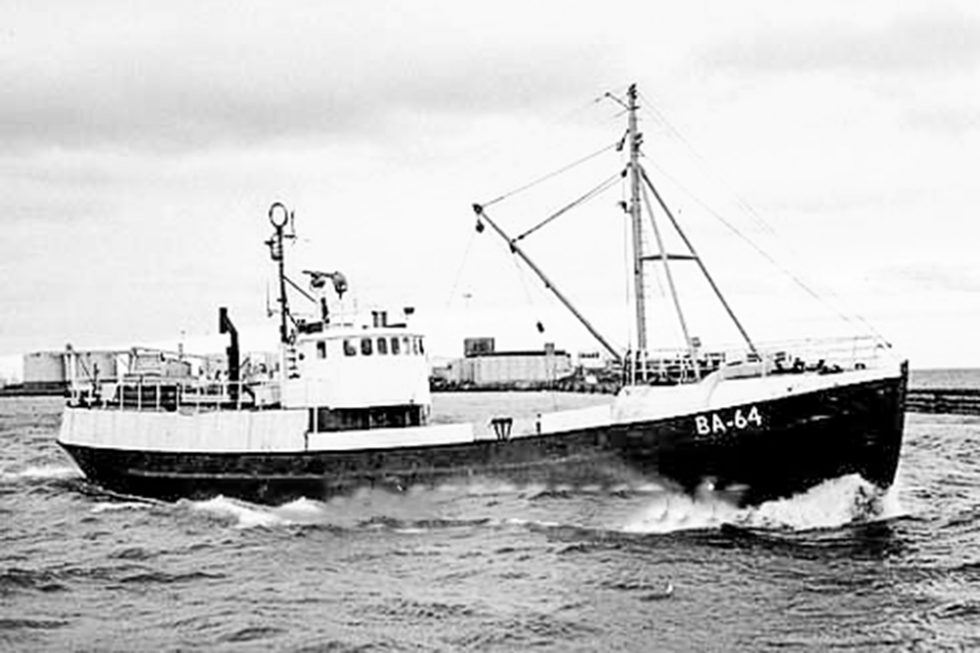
xmin=904 ymin=388 xmax=980 ymax=415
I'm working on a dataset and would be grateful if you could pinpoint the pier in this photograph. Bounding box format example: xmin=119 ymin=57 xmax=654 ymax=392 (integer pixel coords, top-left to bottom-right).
xmin=905 ymin=388 xmax=980 ymax=415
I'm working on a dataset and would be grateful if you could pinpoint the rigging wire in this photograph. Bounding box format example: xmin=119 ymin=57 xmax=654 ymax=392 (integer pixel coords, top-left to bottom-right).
xmin=514 ymin=172 xmax=623 ymax=243
xmin=639 ymin=178 xmax=697 ymax=361
xmin=636 ymin=89 xmax=890 ymax=344
xmin=636 ymin=89 xmax=776 ymax=238
xmin=640 ymin=166 xmax=757 ymax=356
xmin=480 ymin=141 xmax=620 ymax=208
xmin=644 ymin=159 xmax=890 ymax=343
xmin=446 ymin=227 xmax=479 ymax=307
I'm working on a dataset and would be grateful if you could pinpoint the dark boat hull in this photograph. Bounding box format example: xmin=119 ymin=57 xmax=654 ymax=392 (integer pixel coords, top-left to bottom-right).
xmin=59 ymin=371 xmax=907 ymax=507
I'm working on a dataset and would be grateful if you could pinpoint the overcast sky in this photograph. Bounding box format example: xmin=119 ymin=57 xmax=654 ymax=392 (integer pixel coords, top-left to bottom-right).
xmin=1 ymin=0 xmax=978 ymax=376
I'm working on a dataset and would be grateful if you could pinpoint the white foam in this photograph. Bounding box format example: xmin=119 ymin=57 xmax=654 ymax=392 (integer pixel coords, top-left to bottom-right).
xmin=189 ymin=496 xmax=287 ymax=529
xmin=271 ymin=497 xmax=333 ymax=524
xmin=622 ymin=474 xmax=903 ymax=534
xmin=743 ymin=474 xmax=902 ymax=530
xmin=1 ymin=465 xmax=81 ymax=481
xmin=622 ymin=492 xmax=741 ymax=534
xmin=276 ymin=497 xmax=326 ymax=516
xmin=91 ymin=501 xmax=153 ymax=513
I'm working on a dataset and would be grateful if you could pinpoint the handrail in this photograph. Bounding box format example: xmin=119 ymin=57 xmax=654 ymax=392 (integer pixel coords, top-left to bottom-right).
xmin=628 ymin=335 xmax=892 ymax=384
xmin=68 ymin=378 xmax=283 ymax=412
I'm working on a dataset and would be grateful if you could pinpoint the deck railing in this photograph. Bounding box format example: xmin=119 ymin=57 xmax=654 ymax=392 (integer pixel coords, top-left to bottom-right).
xmin=629 ymin=335 xmax=893 ymax=384
xmin=68 ymin=378 xmax=282 ymax=412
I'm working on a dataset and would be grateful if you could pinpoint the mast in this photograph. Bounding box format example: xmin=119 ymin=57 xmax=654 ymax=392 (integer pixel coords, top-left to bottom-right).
xmin=469 ymin=84 xmax=758 ymax=380
xmin=627 ymin=84 xmax=648 ymax=352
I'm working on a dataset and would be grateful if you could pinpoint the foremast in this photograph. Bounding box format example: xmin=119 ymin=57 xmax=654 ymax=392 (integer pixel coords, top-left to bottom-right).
xmin=626 ymin=84 xmax=648 ymax=353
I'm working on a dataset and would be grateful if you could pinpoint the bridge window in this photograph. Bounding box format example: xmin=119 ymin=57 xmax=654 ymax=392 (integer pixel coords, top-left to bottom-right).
xmin=344 ymin=339 xmax=357 ymax=356
xmin=316 ymin=341 xmax=327 ymax=359
xmin=391 ymin=337 xmax=400 ymax=354
xmin=418 ymin=338 xmax=425 ymax=355
xmin=412 ymin=337 xmax=419 ymax=355
xmin=402 ymin=336 xmax=411 ymax=355
xmin=377 ymin=337 xmax=388 ymax=355
xmin=361 ymin=338 xmax=373 ymax=356
xmin=314 ymin=405 xmax=426 ymax=432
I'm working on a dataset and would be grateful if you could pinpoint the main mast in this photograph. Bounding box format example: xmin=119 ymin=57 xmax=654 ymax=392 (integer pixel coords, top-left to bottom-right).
xmin=627 ymin=84 xmax=648 ymax=353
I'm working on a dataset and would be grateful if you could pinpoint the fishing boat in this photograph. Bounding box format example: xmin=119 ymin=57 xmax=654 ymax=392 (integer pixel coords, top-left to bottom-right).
xmin=57 ymin=85 xmax=907 ymax=506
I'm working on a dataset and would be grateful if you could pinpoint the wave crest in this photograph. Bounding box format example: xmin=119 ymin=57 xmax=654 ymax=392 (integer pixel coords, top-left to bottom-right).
xmin=0 ymin=465 xmax=81 ymax=482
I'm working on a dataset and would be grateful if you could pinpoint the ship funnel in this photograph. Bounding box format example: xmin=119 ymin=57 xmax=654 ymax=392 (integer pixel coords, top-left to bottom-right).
xmin=218 ymin=307 xmax=240 ymax=399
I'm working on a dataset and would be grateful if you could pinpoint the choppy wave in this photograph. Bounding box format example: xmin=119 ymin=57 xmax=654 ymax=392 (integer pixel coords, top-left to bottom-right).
xmin=0 ymin=568 xmax=69 ymax=595
xmin=90 ymin=501 xmax=155 ymax=514
xmin=0 ymin=618 xmax=69 ymax=631
xmin=187 ymin=493 xmax=497 ymax=532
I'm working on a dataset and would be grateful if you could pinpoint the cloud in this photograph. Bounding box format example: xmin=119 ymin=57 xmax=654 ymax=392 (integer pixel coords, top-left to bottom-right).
xmin=701 ymin=8 xmax=980 ymax=77
xmin=0 ymin=2 xmax=611 ymax=154
xmin=871 ymin=263 xmax=980 ymax=294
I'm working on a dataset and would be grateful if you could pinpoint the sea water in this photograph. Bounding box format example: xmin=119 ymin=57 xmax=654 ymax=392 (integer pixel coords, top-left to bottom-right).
xmin=1 ymin=375 xmax=979 ymax=651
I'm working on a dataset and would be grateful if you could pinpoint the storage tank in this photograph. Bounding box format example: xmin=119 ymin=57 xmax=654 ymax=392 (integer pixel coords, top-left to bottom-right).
xmin=23 ymin=352 xmax=66 ymax=384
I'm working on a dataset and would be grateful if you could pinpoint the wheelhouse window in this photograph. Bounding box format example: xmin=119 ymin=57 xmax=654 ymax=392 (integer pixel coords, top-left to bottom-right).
xmin=361 ymin=337 xmax=373 ymax=356
xmin=314 ymin=405 xmax=426 ymax=432
xmin=390 ymin=337 xmax=400 ymax=355
xmin=412 ymin=337 xmax=419 ymax=355
xmin=316 ymin=341 xmax=327 ymax=359
xmin=377 ymin=337 xmax=388 ymax=355
xmin=344 ymin=339 xmax=357 ymax=356
xmin=402 ymin=336 xmax=410 ymax=355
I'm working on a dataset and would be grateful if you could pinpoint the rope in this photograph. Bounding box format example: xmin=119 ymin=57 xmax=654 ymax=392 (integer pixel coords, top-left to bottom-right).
xmin=481 ymin=142 xmax=620 ymax=208
xmin=446 ymin=227 xmax=478 ymax=307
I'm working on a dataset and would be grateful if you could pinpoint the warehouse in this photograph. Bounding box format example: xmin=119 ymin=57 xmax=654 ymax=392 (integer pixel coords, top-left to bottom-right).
xmin=435 ymin=338 xmax=574 ymax=389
